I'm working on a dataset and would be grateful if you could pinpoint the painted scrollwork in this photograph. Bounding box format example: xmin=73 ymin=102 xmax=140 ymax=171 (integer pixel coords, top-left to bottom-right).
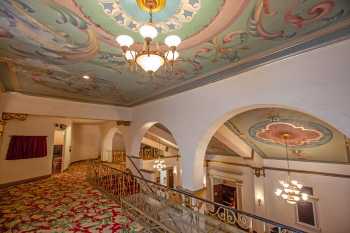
xmin=0 ymin=0 xmax=99 ymax=65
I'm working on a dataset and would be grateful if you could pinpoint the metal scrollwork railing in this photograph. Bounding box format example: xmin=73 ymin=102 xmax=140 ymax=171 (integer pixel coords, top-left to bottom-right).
xmin=87 ymin=160 xmax=306 ymax=233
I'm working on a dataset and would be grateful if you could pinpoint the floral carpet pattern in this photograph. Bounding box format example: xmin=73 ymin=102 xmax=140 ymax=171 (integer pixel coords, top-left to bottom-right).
xmin=0 ymin=163 xmax=135 ymax=232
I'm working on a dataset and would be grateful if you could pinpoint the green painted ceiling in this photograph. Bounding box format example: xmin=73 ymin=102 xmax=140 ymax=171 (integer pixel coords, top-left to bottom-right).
xmin=0 ymin=0 xmax=349 ymax=106
xmin=226 ymin=108 xmax=350 ymax=164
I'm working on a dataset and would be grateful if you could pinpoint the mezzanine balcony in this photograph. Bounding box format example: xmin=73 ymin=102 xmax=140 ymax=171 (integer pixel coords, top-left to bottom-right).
xmin=87 ymin=161 xmax=305 ymax=233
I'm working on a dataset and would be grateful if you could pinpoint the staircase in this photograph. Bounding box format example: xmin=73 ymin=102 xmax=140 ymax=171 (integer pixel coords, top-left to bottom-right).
xmin=87 ymin=160 xmax=305 ymax=233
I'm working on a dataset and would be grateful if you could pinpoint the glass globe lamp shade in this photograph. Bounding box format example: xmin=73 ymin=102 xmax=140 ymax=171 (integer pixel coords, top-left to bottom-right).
xmin=116 ymin=35 xmax=134 ymax=47
xmin=301 ymin=193 xmax=309 ymax=201
xmin=275 ymin=189 xmax=282 ymax=196
xmin=165 ymin=51 xmax=179 ymax=61
xmin=287 ymin=200 xmax=296 ymax=205
xmin=164 ymin=35 xmax=181 ymax=48
xmin=139 ymin=24 xmax=158 ymax=40
xmin=124 ymin=50 xmax=137 ymax=61
xmin=136 ymin=53 xmax=164 ymax=73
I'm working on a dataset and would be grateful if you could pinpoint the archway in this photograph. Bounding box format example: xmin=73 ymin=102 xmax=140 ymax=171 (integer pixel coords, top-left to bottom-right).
xmin=198 ymin=105 xmax=350 ymax=232
xmin=200 ymin=105 xmax=348 ymax=166
xmin=102 ymin=126 xmax=126 ymax=163
xmin=200 ymin=105 xmax=350 ymax=217
xmin=131 ymin=122 xmax=182 ymax=188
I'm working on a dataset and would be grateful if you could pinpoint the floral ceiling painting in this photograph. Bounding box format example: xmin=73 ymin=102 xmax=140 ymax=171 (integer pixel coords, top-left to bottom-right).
xmin=0 ymin=0 xmax=349 ymax=106
xmin=225 ymin=108 xmax=350 ymax=164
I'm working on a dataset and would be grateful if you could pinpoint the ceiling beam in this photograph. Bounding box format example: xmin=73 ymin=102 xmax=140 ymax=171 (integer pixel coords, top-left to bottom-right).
xmin=214 ymin=125 xmax=252 ymax=158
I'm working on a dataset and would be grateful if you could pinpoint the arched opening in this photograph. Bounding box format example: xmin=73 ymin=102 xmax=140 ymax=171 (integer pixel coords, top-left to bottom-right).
xmin=199 ymin=106 xmax=350 ymax=231
xmin=133 ymin=122 xmax=182 ymax=188
xmin=102 ymin=126 xmax=126 ymax=165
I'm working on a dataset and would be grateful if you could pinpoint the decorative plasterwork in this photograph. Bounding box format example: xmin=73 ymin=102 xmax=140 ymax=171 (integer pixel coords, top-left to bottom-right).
xmin=97 ymin=0 xmax=201 ymax=33
xmin=253 ymin=167 xmax=265 ymax=178
xmin=0 ymin=120 xmax=5 ymax=136
xmin=116 ymin=120 xmax=131 ymax=126
xmin=250 ymin=121 xmax=333 ymax=148
xmin=2 ymin=112 xmax=28 ymax=121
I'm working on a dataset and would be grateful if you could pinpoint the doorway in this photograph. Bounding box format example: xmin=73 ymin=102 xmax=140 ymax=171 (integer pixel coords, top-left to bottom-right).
xmin=157 ymin=167 xmax=175 ymax=188
xmin=52 ymin=130 xmax=65 ymax=174
xmin=214 ymin=184 xmax=237 ymax=208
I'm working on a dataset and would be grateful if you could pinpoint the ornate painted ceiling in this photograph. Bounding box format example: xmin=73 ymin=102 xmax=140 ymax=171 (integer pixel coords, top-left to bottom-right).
xmin=0 ymin=0 xmax=349 ymax=106
xmin=225 ymin=108 xmax=350 ymax=164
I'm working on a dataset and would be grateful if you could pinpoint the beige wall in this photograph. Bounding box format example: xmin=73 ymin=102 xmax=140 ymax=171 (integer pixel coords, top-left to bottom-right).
xmin=112 ymin=133 xmax=125 ymax=151
xmin=0 ymin=92 xmax=131 ymax=121
xmin=71 ymin=123 xmax=102 ymax=162
xmin=54 ymin=130 xmax=65 ymax=145
xmin=0 ymin=116 xmax=70 ymax=184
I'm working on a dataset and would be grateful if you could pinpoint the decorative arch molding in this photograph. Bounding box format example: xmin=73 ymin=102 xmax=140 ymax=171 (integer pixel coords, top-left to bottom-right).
xmin=102 ymin=126 xmax=125 ymax=162
xmin=130 ymin=121 xmax=159 ymax=157
xmin=130 ymin=120 xmax=183 ymax=159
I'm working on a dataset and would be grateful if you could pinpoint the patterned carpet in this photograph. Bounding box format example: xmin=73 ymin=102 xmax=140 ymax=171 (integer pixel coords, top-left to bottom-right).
xmin=0 ymin=163 xmax=136 ymax=233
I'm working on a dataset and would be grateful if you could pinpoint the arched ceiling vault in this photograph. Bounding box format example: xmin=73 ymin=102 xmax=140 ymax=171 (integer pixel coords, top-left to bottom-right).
xmin=208 ymin=108 xmax=350 ymax=164
xmin=0 ymin=0 xmax=349 ymax=106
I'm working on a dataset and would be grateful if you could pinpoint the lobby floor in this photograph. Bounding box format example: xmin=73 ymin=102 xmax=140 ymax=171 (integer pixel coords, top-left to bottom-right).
xmin=0 ymin=162 xmax=135 ymax=233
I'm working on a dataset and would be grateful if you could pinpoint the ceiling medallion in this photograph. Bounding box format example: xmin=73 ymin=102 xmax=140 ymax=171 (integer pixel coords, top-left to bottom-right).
xmin=249 ymin=119 xmax=333 ymax=148
xmin=97 ymin=0 xmax=201 ymax=33
xmin=136 ymin=0 xmax=166 ymax=13
xmin=116 ymin=3 xmax=181 ymax=74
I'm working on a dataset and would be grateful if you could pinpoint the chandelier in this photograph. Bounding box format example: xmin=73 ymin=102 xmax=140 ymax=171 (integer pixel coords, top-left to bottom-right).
xmin=153 ymin=138 xmax=166 ymax=171
xmin=153 ymin=159 xmax=166 ymax=171
xmin=275 ymin=133 xmax=309 ymax=204
xmin=115 ymin=2 xmax=181 ymax=74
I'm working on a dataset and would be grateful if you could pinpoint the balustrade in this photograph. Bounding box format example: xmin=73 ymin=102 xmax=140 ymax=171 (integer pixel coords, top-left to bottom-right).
xmin=87 ymin=160 xmax=305 ymax=233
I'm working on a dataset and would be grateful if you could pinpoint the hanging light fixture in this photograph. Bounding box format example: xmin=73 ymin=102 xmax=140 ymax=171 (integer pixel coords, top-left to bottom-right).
xmin=275 ymin=133 xmax=309 ymax=205
xmin=116 ymin=2 xmax=181 ymax=74
xmin=153 ymin=159 xmax=166 ymax=171
xmin=153 ymin=137 xmax=166 ymax=171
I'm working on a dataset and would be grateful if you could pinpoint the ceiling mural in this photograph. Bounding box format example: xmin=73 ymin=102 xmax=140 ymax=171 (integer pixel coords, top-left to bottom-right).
xmin=0 ymin=0 xmax=349 ymax=106
xmin=225 ymin=108 xmax=350 ymax=164
xmin=97 ymin=0 xmax=202 ymax=33
xmin=249 ymin=120 xmax=333 ymax=148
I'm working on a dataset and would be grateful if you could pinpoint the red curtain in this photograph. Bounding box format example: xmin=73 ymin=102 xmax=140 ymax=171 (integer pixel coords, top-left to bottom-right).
xmin=6 ymin=136 xmax=47 ymax=160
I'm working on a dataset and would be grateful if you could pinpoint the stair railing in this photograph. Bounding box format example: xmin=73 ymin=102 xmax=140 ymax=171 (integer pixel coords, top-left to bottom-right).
xmin=87 ymin=161 xmax=306 ymax=233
